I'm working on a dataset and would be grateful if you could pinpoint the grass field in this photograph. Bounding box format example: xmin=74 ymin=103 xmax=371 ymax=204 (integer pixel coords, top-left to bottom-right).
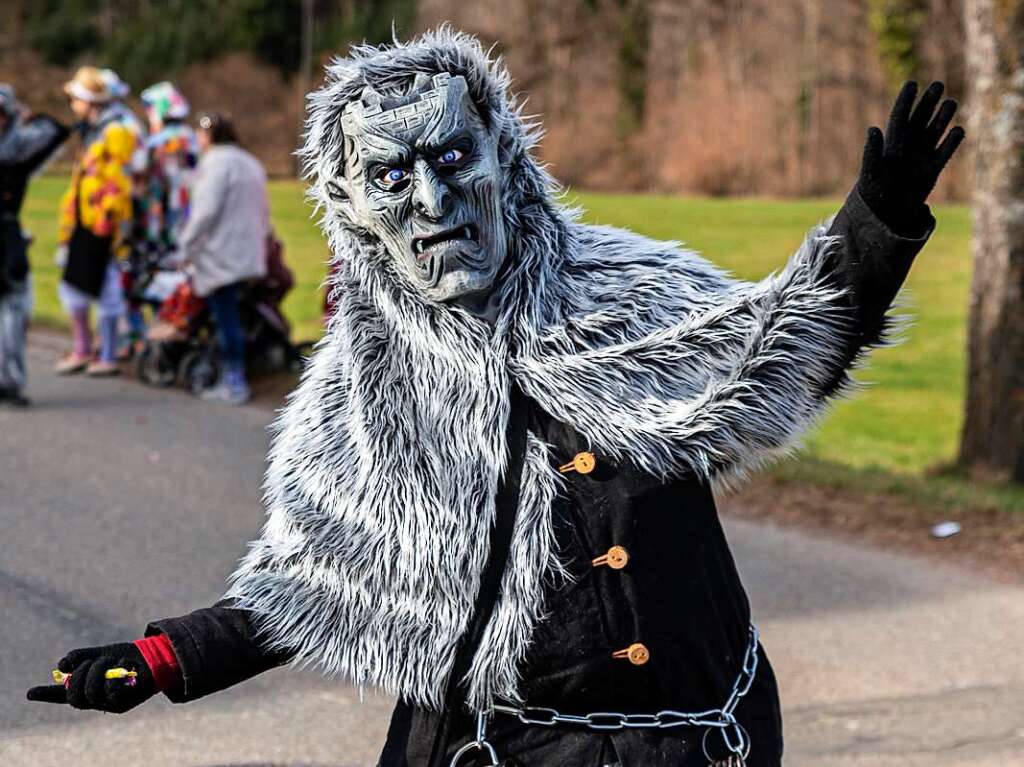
xmin=24 ymin=176 xmax=1019 ymax=510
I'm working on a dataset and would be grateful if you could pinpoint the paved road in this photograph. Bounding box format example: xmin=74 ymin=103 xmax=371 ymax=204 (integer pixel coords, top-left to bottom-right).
xmin=2 ymin=334 xmax=1022 ymax=766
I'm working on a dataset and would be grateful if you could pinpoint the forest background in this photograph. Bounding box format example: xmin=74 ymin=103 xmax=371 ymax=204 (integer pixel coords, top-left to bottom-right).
xmin=0 ymin=0 xmax=967 ymax=197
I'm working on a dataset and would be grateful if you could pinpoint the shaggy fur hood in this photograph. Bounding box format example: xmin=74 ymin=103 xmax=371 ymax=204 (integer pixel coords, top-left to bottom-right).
xmin=227 ymin=28 xmax=862 ymax=712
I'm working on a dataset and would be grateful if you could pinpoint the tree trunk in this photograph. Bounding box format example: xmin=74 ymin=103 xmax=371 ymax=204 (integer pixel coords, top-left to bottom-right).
xmin=959 ymin=0 xmax=1024 ymax=482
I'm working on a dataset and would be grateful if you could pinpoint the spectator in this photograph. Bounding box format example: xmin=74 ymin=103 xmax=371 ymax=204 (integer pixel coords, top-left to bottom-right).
xmin=99 ymin=68 xmax=149 ymax=358
xmin=100 ymin=69 xmax=146 ymax=152
xmin=55 ymin=66 xmax=134 ymax=377
xmin=0 ymin=85 xmax=69 ymax=406
xmin=138 ymin=82 xmax=196 ymax=262
xmin=180 ymin=112 xmax=268 ymax=405
xmin=122 ymin=82 xmax=197 ymax=350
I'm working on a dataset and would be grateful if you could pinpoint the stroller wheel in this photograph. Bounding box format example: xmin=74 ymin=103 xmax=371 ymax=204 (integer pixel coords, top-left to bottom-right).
xmin=179 ymin=349 xmax=219 ymax=395
xmin=135 ymin=343 xmax=177 ymax=387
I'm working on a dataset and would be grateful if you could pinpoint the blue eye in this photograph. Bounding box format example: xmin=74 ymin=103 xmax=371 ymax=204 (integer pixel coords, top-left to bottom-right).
xmin=439 ymin=148 xmax=464 ymax=164
xmin=376 ymin=167 xmax=410 ymax=189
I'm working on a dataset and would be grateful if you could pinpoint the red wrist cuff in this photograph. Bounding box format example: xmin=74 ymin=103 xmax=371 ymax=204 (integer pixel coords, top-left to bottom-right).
xmin=134 ymin=634 xmax=181 ymax=692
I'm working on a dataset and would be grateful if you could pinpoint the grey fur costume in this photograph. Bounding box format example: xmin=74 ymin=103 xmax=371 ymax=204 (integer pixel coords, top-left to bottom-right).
xmin=226 ymin=28 xmax=875 ymax=714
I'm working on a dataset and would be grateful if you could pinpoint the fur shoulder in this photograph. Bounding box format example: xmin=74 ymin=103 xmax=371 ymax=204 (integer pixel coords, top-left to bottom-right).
xmin=531 ymin=220 xmax=743 ymax=349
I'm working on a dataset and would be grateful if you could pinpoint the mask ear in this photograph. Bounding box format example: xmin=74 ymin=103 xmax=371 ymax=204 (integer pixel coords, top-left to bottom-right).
xmin=326 ymin=179 xmax=348 ymax=203
xmin=324 ymin=178 xmax=358 ymax=227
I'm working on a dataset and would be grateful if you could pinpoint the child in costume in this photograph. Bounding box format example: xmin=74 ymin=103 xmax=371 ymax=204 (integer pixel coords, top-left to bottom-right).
xmin=29 ymin=30 xmax=964 ymax=767
xmin=122 ymin=82 xmax=197 ymax=348
xmin=136 ymin=83 xmax=196 ymax=261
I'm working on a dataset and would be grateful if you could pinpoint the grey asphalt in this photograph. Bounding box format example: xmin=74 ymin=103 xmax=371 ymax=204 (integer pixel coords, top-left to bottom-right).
xmin=1 ymin=333 xmax=1022 ymax=766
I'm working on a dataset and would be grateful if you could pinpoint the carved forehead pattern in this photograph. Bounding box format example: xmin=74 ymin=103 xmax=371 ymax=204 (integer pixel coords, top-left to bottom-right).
xmin=339 ymin=73 xmax=474 ymax=177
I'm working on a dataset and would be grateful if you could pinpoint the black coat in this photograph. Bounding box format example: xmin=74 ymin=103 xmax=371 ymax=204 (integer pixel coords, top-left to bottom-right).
xmin=148 ymin=189 xmax=931 ymax=767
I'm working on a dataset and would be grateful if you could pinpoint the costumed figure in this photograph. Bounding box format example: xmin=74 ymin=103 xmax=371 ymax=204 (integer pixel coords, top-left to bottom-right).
xmin=98 ymin=67 xmax=152 ymax=357
xmin=0 ymin=85 xmax=69 ymax=406
xmin=28 ymin=30 xmax=964 ymax=767
xmin=55 ymin=66 xmax=135 ymax=377
xmin=137 ymin=82 xmax=196 ymax=262
xmin=123 ymin=82 xmax=197 ymax=349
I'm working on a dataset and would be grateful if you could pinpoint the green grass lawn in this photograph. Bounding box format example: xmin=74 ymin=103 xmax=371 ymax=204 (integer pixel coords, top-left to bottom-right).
xmin=26 ymin=176 xmax=1015 ymax=509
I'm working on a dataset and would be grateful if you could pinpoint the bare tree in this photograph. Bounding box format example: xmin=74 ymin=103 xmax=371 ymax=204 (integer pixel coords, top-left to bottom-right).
xmin=960 ymin=0 xmax=1024 ymax=482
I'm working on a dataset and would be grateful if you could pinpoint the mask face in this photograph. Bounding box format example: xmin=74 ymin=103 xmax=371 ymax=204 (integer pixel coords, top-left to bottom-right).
xmin=334 ymin=74 xmax=507 ymax=305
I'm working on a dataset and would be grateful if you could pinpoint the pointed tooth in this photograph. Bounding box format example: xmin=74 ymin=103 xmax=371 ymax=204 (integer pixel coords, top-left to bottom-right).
xmin=463 ymin=226 xmax=472 ymax=239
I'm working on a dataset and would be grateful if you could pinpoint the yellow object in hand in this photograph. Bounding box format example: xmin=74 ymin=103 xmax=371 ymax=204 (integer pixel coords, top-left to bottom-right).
xmin=51 ymin=668 xmax=137 ymax=684
xmin=104 ymin=668 xmax=137 ymax=680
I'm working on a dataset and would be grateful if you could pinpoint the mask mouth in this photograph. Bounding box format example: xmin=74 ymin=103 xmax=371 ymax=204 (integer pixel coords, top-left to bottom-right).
xmin=412 ymin=224 xmax=479 ymax=263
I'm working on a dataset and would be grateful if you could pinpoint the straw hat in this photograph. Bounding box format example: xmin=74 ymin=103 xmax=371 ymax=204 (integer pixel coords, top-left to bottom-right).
xmin=63 ymin=66 xmax=112 ymax=104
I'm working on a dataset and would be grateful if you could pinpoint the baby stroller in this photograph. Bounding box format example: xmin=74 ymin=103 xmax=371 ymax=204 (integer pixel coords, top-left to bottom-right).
xmin=135 ymin=233 xmax=310 ymax=392
xmin=121 ymin=246 xmax=188 ymax=357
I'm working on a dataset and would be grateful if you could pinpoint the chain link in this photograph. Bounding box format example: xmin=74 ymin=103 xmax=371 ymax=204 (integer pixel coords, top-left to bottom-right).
xmin=452 ymin=625 xmax=760 ymax=766
xmin=491 ymin=624 xmax=759 ymax=733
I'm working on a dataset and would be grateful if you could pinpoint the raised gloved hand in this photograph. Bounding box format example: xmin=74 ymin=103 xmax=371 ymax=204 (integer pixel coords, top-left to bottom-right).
xmin=857 ymin=80 xmax=965 ymax=237
xmin=26 ymin=643 xmax=157 ymax=714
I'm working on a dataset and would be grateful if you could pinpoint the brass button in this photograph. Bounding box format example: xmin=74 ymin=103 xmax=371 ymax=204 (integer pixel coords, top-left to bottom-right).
xmin=592 ymin=545 xmax=629 ymax=570
xmin=612 ymin=643 xmax=650 ymax=666
xmin=559 ymin=451 xmax=596 ymax=475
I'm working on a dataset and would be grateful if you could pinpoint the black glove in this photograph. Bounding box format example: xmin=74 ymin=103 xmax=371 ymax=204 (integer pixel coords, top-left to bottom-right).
xmin=26 ymin=643 xmax=157 ymax=714
xmin=857 ymin=80 xmax=965 ymax=237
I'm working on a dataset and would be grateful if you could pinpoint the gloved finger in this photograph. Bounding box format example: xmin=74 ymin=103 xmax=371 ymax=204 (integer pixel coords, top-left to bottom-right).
xmin=26 ymin=684 xmax=69 ymax=704
xmin=934 ymin=126 xmax=966 ymax=169
xmin=84 ymin=657 xmax=111 ymax=707
xmin=862 ymin=126 xmax=884 ymax=170
xmin=58 ymin=645 xmax=107 ymax=673
xmin=885 ymin=81 xmax=918 ymax=150
xmin=66 ymin=660 xmax=93 ymax=709
xmin=926 ymin=99 xmax=958 ymax=145
xmin=910 ymin=81 xmax=945 ymax=128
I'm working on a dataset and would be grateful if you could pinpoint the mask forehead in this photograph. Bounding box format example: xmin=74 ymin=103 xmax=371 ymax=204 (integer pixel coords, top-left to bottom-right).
xmin=340 ymin=74 xmax=487 ymax=179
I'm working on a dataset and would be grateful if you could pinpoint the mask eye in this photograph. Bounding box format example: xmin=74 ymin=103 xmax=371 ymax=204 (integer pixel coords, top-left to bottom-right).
xmin=438 ymin=147 xmax=465 ymax=165
xmin=375 ymin=166 xmax=411 ymax=191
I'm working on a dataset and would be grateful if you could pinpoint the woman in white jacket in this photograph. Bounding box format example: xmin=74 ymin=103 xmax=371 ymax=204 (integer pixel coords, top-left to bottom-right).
xmin=180 ymin=113 xmax=268 ymax=405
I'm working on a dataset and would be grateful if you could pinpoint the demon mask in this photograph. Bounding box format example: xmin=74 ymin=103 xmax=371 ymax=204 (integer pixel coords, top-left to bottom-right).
xmin=330 ymin=73 xmax=507 ymax=310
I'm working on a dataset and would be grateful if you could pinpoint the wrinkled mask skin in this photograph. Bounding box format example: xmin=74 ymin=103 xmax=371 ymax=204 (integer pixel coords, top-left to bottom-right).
xmin=332 ymin=73 xmax=507 ymax=312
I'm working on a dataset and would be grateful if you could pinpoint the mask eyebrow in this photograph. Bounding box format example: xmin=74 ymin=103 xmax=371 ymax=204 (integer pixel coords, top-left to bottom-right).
xmin=418 ymin=124 xmax=473 ymax=155
xmin=359 ymin=131 xmax=415 ymax=167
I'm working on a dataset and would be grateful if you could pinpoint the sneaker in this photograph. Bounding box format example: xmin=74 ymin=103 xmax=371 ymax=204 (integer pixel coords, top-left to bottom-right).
xmin=200 ymin=381 xmax=250 ymax=406
xmin=85 ymin=360 xmax=120 ymax=377
xmin=0 ymin=387 xmax=30 ymax=408
xmin=3 ymin=389 xmax=30 ymax=407
xmin=55 ymin=353 xmax=90 ymax=375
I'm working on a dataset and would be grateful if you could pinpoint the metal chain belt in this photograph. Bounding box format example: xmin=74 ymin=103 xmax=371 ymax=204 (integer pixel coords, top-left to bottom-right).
xmin=450 ymin=624 xmax=760 ymax=767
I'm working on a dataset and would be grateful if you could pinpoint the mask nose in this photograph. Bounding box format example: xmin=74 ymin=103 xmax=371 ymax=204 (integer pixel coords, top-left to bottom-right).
xmin=411 ymin=161 xmax=451 ymax=221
